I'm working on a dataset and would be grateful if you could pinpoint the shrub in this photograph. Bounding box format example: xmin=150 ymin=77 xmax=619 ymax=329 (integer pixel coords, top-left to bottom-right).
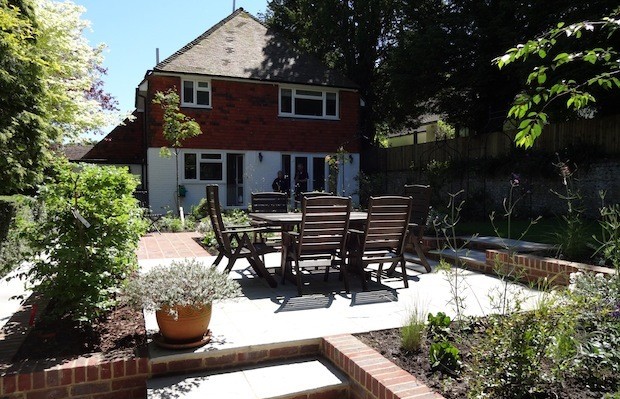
xmin=23 ymin=162 xmax=147 ymax=322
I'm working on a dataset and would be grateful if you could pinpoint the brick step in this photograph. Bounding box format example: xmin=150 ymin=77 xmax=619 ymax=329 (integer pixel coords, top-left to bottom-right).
xmin=147 ymin=357 xmax=348 ymax=399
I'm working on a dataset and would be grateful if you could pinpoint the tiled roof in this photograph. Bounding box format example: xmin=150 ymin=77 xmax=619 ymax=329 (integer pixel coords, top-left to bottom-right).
xmin=154 ymin=9 xmax=358 ymax=89
xmin=82 ymin=112 xmax=144 ymax=164
xmin=62 ymin=144 xmax=93 ymax=161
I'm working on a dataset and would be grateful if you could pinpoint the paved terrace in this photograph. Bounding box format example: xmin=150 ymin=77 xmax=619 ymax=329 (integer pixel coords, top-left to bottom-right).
xmin=138 ymin=233 xmax=542 ymax=358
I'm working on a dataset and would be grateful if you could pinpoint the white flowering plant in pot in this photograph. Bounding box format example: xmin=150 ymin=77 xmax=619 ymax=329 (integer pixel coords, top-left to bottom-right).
xmin=123 ymin=259 xmax=240 ymax=344
xmin=124 ymin=259 xmax=241 ymax=315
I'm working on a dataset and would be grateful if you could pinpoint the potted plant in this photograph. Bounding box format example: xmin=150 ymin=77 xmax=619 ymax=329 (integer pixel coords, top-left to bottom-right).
xmin=123 ymin=259 xmax=240 ymax=348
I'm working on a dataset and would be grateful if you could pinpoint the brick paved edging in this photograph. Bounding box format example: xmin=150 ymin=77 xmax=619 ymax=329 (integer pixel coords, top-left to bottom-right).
xmin=321 ymin=334 xmax=445 ymax=399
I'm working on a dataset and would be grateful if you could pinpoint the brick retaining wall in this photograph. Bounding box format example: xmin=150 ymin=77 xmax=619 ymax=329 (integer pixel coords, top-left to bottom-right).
xmin=485 ymin=250 xmax=616 ymax=286
xmin=321 ymin=334 xmax=444 ymax=399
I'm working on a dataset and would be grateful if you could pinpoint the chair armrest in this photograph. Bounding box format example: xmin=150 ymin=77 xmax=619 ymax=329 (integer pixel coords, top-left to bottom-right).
xmin=225 ymin=224 xmax=252 ymax=230
xmin=222 ymin=226 xmax=268 ymax=234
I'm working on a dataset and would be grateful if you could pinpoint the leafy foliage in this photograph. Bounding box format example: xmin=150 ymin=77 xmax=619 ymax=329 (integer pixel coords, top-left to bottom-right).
xmin=0 ymin=195 xmax=39 ymax=278
xmin=496 ymin=7 xmax=620 ymax=147
xmin=427 ymin=312 xmax=451 ymax=341
xmin=429 ymin=341 xmax=461 ymax=373
xmin=0 ymin=0 xmax=118 ymax=194
xmin=123 ymin=259 xmax=241 ymax=317
xmin=23 ymin=161 xmax=146 ymax=322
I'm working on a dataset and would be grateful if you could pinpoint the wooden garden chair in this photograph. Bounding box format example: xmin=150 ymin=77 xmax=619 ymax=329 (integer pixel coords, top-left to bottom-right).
xmin=281 ymin=196 xmax=351 ymax=296
xmin=205 ymin=185 xmax=278 ymax=288
xmin=349 ymin=196 xmax=412 ymax=290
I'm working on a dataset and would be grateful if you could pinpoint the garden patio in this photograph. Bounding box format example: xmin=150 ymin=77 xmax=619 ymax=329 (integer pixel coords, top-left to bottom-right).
xmin=137 ymin=232 xmax=544 ymax=398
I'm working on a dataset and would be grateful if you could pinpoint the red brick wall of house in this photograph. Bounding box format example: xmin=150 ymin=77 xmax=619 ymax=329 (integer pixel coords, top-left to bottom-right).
xmin=146 ymin=75 xmax=361 ymax=153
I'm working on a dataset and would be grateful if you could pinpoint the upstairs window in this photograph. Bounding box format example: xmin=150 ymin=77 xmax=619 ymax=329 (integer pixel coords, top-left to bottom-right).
xmin=279 ymin=86 xmax=339 ymax=119
xmin=182 ymin=79 xmax=211 ymax=108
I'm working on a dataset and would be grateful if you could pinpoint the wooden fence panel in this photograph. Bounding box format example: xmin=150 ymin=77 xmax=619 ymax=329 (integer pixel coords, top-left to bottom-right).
xmin=377 ymin=114 xmax=620 ymax=172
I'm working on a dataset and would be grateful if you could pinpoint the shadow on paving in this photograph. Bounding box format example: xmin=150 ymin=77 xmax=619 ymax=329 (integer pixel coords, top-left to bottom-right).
xmin=230 ymin=267 xmax=424 ymax=312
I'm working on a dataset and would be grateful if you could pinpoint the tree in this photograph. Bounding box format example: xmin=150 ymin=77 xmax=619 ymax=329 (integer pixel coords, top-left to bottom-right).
xmin=496 ymin=8 xmax=620 ymax=148
xmin=265 ymin=0 xmax=401 ymax=144
xmin=152 ymin=89 xmax=202 ymax=213
xmin=0 ymin=0 xmax=50 ymax=194
xmin=0 ymin=0 xmax=118 ymax=195
xmin=387 ymin=0 xmax=620 ymax=135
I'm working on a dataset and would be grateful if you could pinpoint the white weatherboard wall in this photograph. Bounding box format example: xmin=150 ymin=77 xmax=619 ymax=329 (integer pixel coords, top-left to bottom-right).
xmin=147 ymin=148 xmax=360 ymax=213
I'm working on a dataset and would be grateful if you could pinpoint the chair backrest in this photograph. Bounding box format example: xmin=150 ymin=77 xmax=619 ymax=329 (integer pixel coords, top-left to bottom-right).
xmin=206 ymin=185 xmax=231 ymax=251
xmin=297 ymin=196 xmax=351 ymax=256
xmin=404 ymin=184 xmax=431 ymax=237
xmin=251 ymin=192 xmax=288 ymax=213
xmin=301 ymin=191 xmax=334 ymax=199
xmin=361 ymin=196 xmax=412 ymax=254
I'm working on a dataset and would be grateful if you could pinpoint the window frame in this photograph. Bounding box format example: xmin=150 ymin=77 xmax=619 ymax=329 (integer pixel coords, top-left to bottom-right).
xmin=182 ymin=151 xmax=224 ymax=183
xmin=278 ymin=85 xmax=339 ymax=120
xmin=181 ymin=78 xmax=212 ymax=109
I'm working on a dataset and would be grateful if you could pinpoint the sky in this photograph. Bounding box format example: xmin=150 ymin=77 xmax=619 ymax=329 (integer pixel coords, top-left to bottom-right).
xmin=75 ymin=0 xmax=269 ymax=136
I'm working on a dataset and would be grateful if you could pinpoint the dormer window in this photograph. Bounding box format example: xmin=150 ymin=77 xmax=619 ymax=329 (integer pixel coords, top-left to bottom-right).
xmin=279 ymin=86 xmax=338 ymax=119
xmin=182 ymin=79 xmax=211 ymax=108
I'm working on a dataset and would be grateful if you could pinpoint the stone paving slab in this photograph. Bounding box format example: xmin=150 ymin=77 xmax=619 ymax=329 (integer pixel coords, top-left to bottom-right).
xmin=142 ymin=251 xmax=542 ymax=362
xmin=147 ymin=357 xmax=347 ymax=399
xmin=463 ymin=235 xmax=554 ymax=252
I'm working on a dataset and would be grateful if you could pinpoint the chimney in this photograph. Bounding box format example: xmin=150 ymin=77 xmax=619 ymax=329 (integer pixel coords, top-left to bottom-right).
xmin=233 ymin=0 xmax=236 ymax=13
xmin=156 ymin=48 xmax=160 ymax=65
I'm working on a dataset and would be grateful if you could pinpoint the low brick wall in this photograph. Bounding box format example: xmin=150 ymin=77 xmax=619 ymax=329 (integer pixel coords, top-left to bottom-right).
xmin=485 ymin=250 xmax=616 ymax=286
xmin=321 ymin=334 xmax=444 ymax=399
xmin=0 ymin=355 xmax=149 ymax=399
xmin=0 ymin=339 xmax=322 ymax=399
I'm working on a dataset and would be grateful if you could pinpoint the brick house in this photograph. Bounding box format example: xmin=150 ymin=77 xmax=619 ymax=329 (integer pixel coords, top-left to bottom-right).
xmin=85 ymin=8 xmax=361 ymax=212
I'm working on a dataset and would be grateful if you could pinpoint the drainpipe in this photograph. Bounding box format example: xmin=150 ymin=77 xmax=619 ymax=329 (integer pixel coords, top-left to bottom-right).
xmin=137 ymin=89 xmax=149 ymax=208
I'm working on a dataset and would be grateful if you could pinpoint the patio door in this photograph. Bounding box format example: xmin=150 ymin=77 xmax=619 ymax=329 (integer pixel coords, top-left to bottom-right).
xmin=226 ymin=153 xmax=244 ymax=206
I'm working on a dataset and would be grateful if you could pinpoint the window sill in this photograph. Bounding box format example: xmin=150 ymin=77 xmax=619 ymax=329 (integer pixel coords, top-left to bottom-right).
xmin=278 ymin=114 xmax=339 ymax=121
xmin=181 ymin=104 xmax=212 ymax=109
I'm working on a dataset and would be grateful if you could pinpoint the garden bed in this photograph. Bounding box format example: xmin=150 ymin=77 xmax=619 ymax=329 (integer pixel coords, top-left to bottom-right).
xmin=356 ymin=325 xmax=613 ymax=399
xmin=12 ymin=303 xmax=146 ymax=364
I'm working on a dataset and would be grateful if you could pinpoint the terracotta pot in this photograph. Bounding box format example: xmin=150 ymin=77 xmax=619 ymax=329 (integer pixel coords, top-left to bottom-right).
xmin=155 ymin=304 xmax=212 ymax=344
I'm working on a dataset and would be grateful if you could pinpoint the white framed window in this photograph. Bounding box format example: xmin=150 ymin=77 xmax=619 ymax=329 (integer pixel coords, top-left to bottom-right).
xmin=279 ymin=86 xmax=339 ymax=119
xmin=183 ymin=152 xmax=223 ymax=182
xmin=181 ymin=78 xmax=211 ymax=108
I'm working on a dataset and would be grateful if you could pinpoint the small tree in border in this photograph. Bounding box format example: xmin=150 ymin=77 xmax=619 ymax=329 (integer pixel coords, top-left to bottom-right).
xmin=152 ymin=89 xmax=202 ymax=214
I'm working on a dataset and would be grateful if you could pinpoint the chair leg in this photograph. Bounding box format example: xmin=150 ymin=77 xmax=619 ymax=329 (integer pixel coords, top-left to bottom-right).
xmin=212 ymin=252 xmax=224 ymax=267
xmin=414 ymin=239 xmax=432 ymax=272
xmin=224 ymin=257 xmax=236 ymax=273
xmin=280 ymin=246 xmax=288 ymax=284
xmin=339 ymin=259 xmax=350 ymax=293
xmin=400 ymin=257 xmax=409 ymax=288
xmin=355 ymin=254 xmax=368 ymax=291
xmin=294 ymin=260 xmax=303 ymax=296
xmin=376 ymin=262 xmax=383 ymax=285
